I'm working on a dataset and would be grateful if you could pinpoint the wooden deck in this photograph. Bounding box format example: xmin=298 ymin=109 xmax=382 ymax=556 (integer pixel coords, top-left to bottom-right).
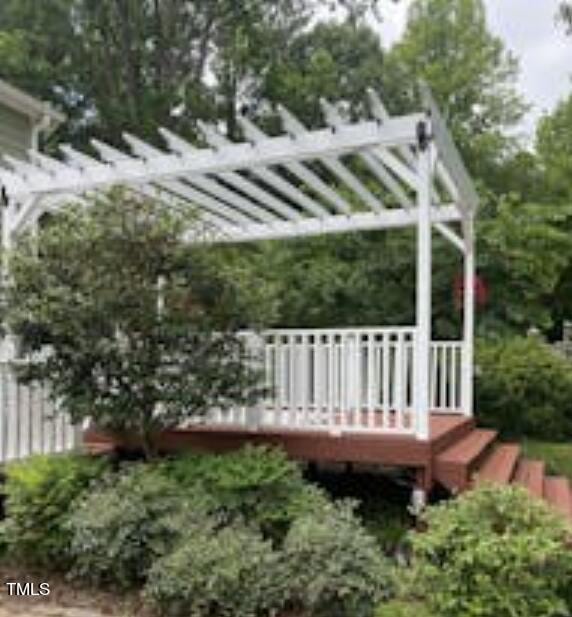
xmin=84 ymin=413 xmax=475 ymax=491
xmin=84 ymin=412 xmax=572 ymax=521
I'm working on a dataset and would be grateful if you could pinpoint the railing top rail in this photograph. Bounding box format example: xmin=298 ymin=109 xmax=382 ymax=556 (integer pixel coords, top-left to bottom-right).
xmin=251 ymin=326 xmax=419 ymax=336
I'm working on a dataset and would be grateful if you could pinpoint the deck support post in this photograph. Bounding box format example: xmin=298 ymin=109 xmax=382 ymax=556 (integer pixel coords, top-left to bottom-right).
xmin=461 ymin=215 xmax=475 ymax=416
xmin=414 ymin=131 xmax=432 ymax=441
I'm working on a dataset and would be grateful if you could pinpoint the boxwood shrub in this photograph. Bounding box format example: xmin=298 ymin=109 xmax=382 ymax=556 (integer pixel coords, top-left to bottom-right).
xmin=283 ymin=500 xmax=393 ymax=617
xmin=410 ymin=484 xmax=572 ymax=617
xmin=66 ymin=463 xmax=212 ymax=589
xmin=144 ymin=524 xmax=285 ymax=617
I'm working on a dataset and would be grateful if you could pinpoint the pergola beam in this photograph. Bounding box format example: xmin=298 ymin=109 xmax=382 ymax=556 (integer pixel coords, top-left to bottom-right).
xmin=276 ymin=104 xmax=385 ymax=213
xmin=1 ymin=115 xmax=423 ymax=204
xmin=193 ymin=204 xmax=462 ymax=244
xmin=419 ymin=83 xmax=478 ymax=214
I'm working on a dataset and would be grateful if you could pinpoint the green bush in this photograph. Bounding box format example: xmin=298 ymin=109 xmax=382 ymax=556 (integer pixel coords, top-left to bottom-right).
xmin=163 ymin=445 xmax=321 ymax=541
xmin=476 ymin=336 xmax=572 ymax=439
xmin=1 ymin=453 xmax=107 ymax=568
xmin=67 ymin=464 xmax=210 ymax=589
xmin=410 ymin=484 xmax=572 ymax=617
xmin=283 ymin=501 xmax=392 ymax=617
xmin=144 ymin=524 xmax=285 ymax=617
xmin=375 ymin=601 xmax=434 ymax=617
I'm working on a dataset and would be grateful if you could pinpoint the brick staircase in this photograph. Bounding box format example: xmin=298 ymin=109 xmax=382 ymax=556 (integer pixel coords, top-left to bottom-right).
xmin=434 ymin=426 xmax=572 ymax=520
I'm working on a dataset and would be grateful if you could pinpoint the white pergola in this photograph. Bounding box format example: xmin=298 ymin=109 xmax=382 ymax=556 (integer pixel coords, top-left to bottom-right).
xmin=0 ymin=85 xmax=477 ymax=441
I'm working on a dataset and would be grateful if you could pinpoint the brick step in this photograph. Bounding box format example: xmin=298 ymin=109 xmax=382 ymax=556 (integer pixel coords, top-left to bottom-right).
xmin=544 ymin=476 xmax=572 ymax=519
xmin=435 ymin=428 xmax=498 ymax=491
xmin=474 ymin=443 xmax=520 ymax=485
xmin=514 ymin=458 xmax=545 ymax=499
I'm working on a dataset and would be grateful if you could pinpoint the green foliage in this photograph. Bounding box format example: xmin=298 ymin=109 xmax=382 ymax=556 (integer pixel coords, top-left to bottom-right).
xmin=162 ymin=445 xmax=329 ymax=541
xmin=66 ymin=464 xmax=209 ymax=589
xmin=375 ymin=601 xmax=435 ymax=617
xmin=262 ymin=20 xmax=391 ymax=127
xmin=477 ymin=197 xmax=572 ymax=334
xmin=1 ymin=453 xmax=107 ymax=568
xmin=5 ymin=189 xmax=269 ymax=458
xmin=537 ymin=95 xmax=572 ymax=204
xmin=522 ymin=440 xmax=572 ymax=481
xmin=475 ymin=336 xmax=572 ymax=439
xmin=388 ymin=0 xmax=526 ymax=184
xmin=0 ymin=0 xmax=383 ymax=145
xmin=283 ymin=501 xmax=393 ymax=617
xmin=411 ymin=484 xmax=572 ymax=617
xmin=144 ymin=524 xmax=285 ymax=617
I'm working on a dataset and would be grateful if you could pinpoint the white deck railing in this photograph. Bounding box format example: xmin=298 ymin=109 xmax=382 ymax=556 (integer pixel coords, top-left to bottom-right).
xmin=0 ymin=362 xmax=80 ymax=463
xmin=430 ymin=341 xmax=463 ymax=413
xmin=0 ymin=329 xmax=467 ymax=460
xmin=206 ymin=328 xmax=466 ymax=436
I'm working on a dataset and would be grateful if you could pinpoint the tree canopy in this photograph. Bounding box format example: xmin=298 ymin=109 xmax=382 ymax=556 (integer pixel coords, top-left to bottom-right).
xmin=4 ymin=190 xmax=275 ymax=457
xmin=1 ymin=0 xmax=572 ymax=340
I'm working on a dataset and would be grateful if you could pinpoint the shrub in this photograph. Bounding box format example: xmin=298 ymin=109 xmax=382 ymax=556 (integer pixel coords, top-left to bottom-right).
xmin=67 ymin=463 xmax=210 ymax=589
xmin=1 ymin=453 xmax=107 ymax=568
xmin=375 ymin=601 xmax=434 ymax=617
xmin=410 ymin=483 xmax=572 ymax=617
xmin=283 ymin=501 xmax=393 ymax=617
xmin=476 ymin=336 xmax=572 ymax=439
xmin=144 ymin=524 xmax=285 ymax=617
xmin=163 ymin=445 xmax=321 ymax=542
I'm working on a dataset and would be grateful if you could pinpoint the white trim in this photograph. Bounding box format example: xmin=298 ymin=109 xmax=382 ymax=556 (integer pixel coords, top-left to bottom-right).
xmin=420 ymin=83 xmax=479 ymax=213
xmin=414 ymin=144 xmax=432 ymax=440
xmin=196 ymin=205 xmax=461 ymax=244
xmin=1 ymin=116 xmax=422 ymax=202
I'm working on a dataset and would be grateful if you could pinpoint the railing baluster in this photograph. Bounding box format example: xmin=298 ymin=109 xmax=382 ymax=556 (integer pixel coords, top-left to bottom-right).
xmin=382 ymin=333 xmax=390 ymax=430
xmin=367 ymin=332 xmax=375 ymax=428
xmin=301 ymin=334 xmax=309 ymax=428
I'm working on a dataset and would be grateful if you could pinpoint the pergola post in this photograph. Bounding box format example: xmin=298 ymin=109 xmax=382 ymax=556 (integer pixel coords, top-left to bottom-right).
xmin=0 ymin=200 xmax=17 ymax=362
xmin=462 ymin=215 xmax=475 ymax=416
xmin=414 ymin=136 xmax=433 ymax=441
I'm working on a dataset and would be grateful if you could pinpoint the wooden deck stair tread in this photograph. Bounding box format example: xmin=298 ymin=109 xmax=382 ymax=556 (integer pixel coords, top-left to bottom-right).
xmin=475 ymin=443 xmax=520 ymax=485
xmin=437 ymin=428 xmax=497 ymax=465
xmin=514 ymin=459 xmax=545 ymax=499
xmin=543 ymin=476 xmax=572 ymax=518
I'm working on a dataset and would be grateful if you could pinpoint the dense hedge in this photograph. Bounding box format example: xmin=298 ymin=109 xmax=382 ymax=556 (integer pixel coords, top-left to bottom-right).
xmin=475 ymin=336 xmax=572 ymax=439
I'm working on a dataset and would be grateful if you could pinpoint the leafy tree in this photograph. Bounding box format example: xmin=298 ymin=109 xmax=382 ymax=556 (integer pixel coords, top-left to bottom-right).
xmin=0 ymin=0 xmax=386 ymax=146
xmin=260 ymin=20 xmax=397 ymax=128
xmin=4 ymin=188 xmax=274 ymax=458
xmin=477 ymin=196 xmax=572 ymax=334
xmin=536 ymin=95 xmax=572 ymax=204
xmin=387 ymin=0 xmax=527 ymax=185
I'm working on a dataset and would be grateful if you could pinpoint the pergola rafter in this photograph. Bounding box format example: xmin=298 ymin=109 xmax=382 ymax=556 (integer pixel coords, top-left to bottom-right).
xmin=0 ymin=87 xmax=478 ymax=441
xmin=0 ymin=90 xmax=475 ymax=243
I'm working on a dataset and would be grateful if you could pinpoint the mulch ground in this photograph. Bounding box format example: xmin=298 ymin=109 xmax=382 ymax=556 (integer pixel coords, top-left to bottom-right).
xmin=0 ymin=567 xmax=148 ymax=617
